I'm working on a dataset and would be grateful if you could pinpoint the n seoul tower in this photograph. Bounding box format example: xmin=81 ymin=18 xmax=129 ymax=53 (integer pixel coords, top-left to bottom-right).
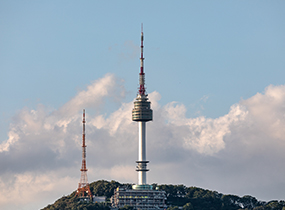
xmin=111 ymin=27 xmax=167 ymax=210
xmin=132 ymin=25 xmax=153 ymax=189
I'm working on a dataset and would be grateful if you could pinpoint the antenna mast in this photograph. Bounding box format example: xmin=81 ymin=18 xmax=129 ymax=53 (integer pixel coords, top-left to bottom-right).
xmin=76 ymin=109 xmax=92 ymax=200
xmin=139 ymin=23 xmax=146 ymax=96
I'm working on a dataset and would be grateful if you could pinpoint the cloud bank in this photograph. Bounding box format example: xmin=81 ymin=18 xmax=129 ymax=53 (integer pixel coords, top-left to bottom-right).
xmin=1 ymin=75 xmax=285 ymax=210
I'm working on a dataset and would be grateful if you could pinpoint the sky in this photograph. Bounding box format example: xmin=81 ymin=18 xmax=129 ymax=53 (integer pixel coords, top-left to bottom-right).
xmin=0 ymin=1 xmax=285 ymax=209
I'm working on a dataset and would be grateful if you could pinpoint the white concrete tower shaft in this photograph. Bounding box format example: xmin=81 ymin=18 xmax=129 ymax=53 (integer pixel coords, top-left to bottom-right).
xmin=138 ymin=121 xmax=146 ymax=184
xmin=132 ymin=25 xmax=153 ymax=186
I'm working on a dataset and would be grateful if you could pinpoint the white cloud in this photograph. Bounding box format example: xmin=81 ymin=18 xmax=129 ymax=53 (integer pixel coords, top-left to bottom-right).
xmin=2 ymin=76 xmax=285 ymax=209
xmin=0 ymin=171 xmax=77 ymax=210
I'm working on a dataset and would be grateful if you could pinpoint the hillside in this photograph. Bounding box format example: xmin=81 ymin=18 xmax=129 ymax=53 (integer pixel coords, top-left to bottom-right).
xmin=42 ymin=180 xmax=285 ymax=210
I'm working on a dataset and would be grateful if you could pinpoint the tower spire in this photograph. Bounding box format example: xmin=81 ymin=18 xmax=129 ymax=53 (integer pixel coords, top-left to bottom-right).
xmin=76 ymin=109 xmax=92 ymax=200
xmin=139 ymin=23 xmax=146 ymax=96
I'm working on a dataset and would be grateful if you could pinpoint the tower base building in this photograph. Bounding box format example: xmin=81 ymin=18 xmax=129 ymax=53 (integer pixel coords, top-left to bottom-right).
xmin=111 ymin=187 xmax=166 ymax=210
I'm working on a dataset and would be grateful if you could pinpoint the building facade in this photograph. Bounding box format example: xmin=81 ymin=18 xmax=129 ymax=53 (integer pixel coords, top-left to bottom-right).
xmin=111 ymin=187 xmax=167 ymax=210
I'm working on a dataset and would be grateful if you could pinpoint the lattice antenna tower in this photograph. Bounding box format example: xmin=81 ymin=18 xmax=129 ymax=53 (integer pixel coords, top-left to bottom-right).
xmin=76 ymin=109 xmax=92 ymax=200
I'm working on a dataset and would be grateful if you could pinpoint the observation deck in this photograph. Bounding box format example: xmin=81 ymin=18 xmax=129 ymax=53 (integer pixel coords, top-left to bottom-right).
xmin=132 ymin=95 xmax=153 ymax=122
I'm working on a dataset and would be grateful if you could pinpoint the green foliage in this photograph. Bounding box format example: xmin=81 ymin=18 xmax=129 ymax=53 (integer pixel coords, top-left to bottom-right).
xmin=119 ymin=205 xmax=134 ymax=210
xmin=156 ymin=184 xmax=285 ymax=210
xmin=240 ymin=195 xmax=258 ymax=209
xmin=183 ymin=202 xmax=194 ymax=210
xmin=90 ymin=180 xmax=122 ymax=198
xmin=253 ymin=207 xmax=265 ymax=210
xmin=42 ymin=200 xmax=109 ymax=210
xmin=42 ymin=180 xmax=285 ymax=210
xmin=263 ymin=200 xmax=284 ymax=210
xmin=41 ymin=180 xmax=119 ymax=210
xmin=167 ymin=206 xmax=179 ymax=210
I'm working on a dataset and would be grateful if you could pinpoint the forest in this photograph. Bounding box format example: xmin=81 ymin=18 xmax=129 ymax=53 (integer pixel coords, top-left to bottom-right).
xmin=42 ymin=180 xmax=285 ymax=210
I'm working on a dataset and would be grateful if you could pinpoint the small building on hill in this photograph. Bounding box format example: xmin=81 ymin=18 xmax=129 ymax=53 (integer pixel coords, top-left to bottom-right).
xmin=93 ymin=196 xmax=106 ymax=203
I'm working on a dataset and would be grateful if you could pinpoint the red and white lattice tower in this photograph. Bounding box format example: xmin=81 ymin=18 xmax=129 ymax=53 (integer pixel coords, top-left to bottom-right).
xmin=76 ymin=109 xmax=92 ymax=200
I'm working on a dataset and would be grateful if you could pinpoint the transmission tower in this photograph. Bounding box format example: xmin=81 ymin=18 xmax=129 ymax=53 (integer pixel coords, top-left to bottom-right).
xmin=76 ymin=109 xmax=92 ymax=201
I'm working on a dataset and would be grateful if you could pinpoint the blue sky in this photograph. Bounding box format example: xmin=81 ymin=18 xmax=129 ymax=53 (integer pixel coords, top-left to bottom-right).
xmin=1 ymin=1 xmax=284 ymax=134
xmin=1 ymin=1 xmax=285 ymax=209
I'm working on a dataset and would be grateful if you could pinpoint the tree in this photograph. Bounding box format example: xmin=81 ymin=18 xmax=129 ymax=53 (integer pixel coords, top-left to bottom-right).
xmin=253 ymin=207 xmax=265 ymax=210
xmin=265 ymin=200 xmax=283 ymax=210
xmin=240 ymin=195 xmax=258 ymax=209
xmin=119 ymin=205 xmax=133 ymax=210
xmin=167 ymin=206 xmax=179 ymax=210
xmin=183 ymin=202 xmax=194 ymax=210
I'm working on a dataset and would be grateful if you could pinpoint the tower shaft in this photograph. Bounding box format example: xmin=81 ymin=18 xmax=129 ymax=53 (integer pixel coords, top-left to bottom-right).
xmin=138 ymin=121 xmax=147 ymax=184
